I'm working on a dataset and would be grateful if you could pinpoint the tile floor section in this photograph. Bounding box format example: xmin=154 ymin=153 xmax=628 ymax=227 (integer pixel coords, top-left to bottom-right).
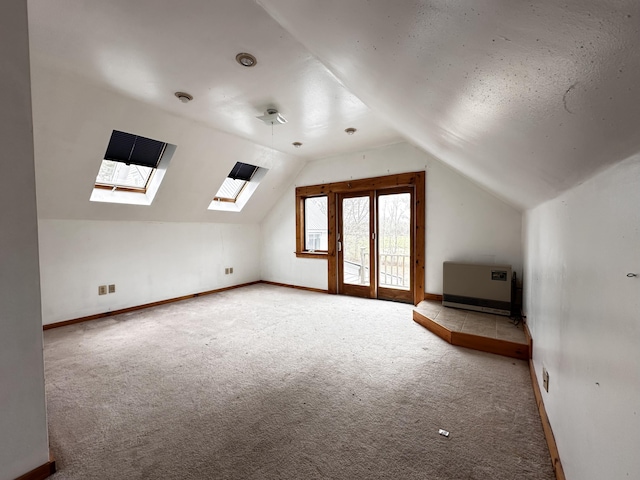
xmin=415 ymin=300 xmax=527 ymax=344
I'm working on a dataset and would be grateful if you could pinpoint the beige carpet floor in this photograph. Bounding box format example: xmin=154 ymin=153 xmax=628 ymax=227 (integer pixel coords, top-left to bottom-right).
xmin=44 ymin=284 xmax=555 ymax=480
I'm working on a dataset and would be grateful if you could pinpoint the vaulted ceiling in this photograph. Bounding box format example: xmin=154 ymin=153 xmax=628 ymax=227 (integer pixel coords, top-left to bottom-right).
xmin=27 ymin=0 xmax=640 ymax=211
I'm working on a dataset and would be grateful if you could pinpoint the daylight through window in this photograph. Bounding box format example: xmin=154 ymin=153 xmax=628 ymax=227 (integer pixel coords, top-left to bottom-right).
xmin=213 ymin=162 xmax=259 ymax=202
xmin=95 ymin=161 xmax=154 ymax=190
xmin=304 ymin=196 xmax=328 ymax=251
xmin=94 ymin=130 xmax=167 ymax=193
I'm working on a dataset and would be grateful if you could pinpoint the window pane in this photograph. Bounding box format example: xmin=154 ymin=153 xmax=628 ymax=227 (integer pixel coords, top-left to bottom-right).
xmin=304 ymin=196 xmax=328 ymax=251
xmin=215 ymin=177 xmax=246 ymax=200
xmin=378 ymin=193 xmax=411 ymax=290
xmin=95 ymin=160 xmax=153 ymax=189
xmin=342 ymin=196 xmax=370 ymax=286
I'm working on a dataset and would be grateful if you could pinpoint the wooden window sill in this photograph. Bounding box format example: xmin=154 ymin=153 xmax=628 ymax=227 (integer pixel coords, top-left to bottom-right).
xmin=295 ymin=251 xmax=329 ymax=259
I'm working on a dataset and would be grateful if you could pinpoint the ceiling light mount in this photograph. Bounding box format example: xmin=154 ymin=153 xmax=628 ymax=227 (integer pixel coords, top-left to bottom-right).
xmin=175 ymin=92 xmax=193 ymax=103
xmin=292 ymin=142 xmax=302 ymax=148
xmin=236 ymin=52 xmax=257 ymax=67
xmin=345 ymin=127 xmax=357 ymax=135
xmin=257 ymin=108 xmax=287 ymax=125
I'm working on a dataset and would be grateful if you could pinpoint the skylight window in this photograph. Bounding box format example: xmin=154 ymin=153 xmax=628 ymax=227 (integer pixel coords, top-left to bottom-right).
xmin=94 ymin=130 xmax=166 ymax=193
xmin=90 ymin=130 xmax=176 ymax=205
xmin=213 ymin=162 xmax=259 ymax=203
xmin=208 ymin=162 xmax=266 ymax=212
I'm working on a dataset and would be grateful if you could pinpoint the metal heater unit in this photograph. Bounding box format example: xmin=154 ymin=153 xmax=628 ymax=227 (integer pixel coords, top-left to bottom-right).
xmin=442 ymin=262 xmax=512 ymax=316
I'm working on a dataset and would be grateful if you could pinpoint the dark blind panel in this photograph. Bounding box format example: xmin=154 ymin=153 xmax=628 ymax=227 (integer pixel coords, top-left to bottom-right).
xmin=129 ymin=136 xmax=166 ymax=168
xmin=228 ymin=162 xmax=258 ymax=181
xmin=104 ymin=130 xmax=166 ymax=168
xmin=104 ymin=130 xmax=135 ymax=163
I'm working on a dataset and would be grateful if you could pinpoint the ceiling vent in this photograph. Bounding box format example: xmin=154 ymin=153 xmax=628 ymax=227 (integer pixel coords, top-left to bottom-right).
xmin=256 ymin=108 xmax=287 ymax=125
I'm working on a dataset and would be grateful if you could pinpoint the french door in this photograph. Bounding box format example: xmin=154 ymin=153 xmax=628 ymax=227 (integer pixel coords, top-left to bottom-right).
xmin=337 ymin=187 xmax=414 ymax=303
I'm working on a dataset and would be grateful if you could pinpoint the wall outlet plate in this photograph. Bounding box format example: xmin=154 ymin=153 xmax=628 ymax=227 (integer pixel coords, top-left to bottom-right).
xmin=98 ymin=285 xmax=107 ymax=295
xmin=229 ymin=267 xmax=233 ymax=274
xmin=108 ymin=284 xmax=115 ymax=293
xmin=225 ymin=268 xmax=230 ymax=275
xmin=542 ymin=367 xmax=549 ymax=392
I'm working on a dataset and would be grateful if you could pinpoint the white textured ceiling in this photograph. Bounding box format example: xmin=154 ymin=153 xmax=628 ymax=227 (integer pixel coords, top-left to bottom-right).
xmin=258 ymin=0 xmax=640 ymax=208
xmin=28 ymin=0 xmax=640 ymax=210
xmin=27 ymin=0 xmax=401 ymax=160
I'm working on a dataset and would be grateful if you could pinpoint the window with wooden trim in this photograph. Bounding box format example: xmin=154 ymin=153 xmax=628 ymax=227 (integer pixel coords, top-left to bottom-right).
xmin=90 ymin=130 xmax=176 ymax=206
xmin=295 ymin=193 xmax=331 ymax=258
xmin=94 ymin=130 xmax=166 ymax=193
xmin=208 ymin=162 xmax=267 ymax=212
xmin=213 ymin=162 xmax=258 ymax=203
xmin=295 ymin=171 xmax=425 ymax=305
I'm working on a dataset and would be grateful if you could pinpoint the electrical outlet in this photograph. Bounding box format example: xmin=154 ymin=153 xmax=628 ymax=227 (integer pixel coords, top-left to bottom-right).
xmin=542 ymin=367 xmax=549 ymax=392
xmin=108 ymin=284 xmax=116 ymax=294
xmin=98 ymin=285 xmax=107 ymax=295
xmin=229 ymin=267 xmax=233 ymax=274
xmin=225 ymin=268 xmax=230 ymax=275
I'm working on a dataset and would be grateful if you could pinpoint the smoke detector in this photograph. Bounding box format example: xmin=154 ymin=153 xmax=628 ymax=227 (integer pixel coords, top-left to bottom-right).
xmin=256 ymin=108 xmax=287 ymax=125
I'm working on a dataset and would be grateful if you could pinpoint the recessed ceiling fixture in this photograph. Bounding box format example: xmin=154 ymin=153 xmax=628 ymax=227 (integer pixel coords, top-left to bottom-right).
xmin=174 ymin=92 xmax=193 ymax=103
xmin=257 ymin=108 xmax=287 ymax=125
xmin=292 ymin=142 xmax=302 ymax=148
xmin=236 ymin=52 xmax=257 ymax=67
xmin=345 ymin=127 xmax=357 ymax=135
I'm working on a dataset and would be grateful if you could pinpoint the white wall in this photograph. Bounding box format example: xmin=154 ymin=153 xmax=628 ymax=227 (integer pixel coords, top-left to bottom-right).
xmin=0 ymin=1 xmax=50 ymax=478
xmin=39 ymin=220 xmax=261 ymax=325
xmin=523 ymin=154 xmax=640 ymax=480
xmin=261 ymin=142 xmax=523 ymax=293
xmin=29 ymin=59 xmax=306 ymax=325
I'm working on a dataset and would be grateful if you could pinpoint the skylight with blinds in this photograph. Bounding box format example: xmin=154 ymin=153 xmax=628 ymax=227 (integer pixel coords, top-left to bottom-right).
xmin=90 ymin=130 xmax=176 ymax=206
xmin=95 ymin=131 xmax=167 ymax=192
xmin=208 ymin=162 xmax=266 ymax=212
xmin=213 ymin=162 xmax=259 ymax=202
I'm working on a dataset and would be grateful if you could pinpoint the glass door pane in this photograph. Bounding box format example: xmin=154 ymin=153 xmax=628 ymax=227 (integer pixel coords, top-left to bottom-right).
xmin=342 ymin=195 xmax=370 ymax=286
xmin=378 ymin=193 xmax=411 ymax=290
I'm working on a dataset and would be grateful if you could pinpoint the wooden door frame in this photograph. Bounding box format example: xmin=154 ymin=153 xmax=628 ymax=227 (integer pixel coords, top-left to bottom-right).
xmin=375 ymin=187 xmax=415 ymax=303
xmin=337 ymin=191 xmax=376 ymax=299
xmin=295 ymin=171 xmax=425 ymax=305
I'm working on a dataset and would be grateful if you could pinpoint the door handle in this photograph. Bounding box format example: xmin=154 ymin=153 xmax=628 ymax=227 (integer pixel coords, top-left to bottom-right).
xmin=338 ymin=241 xmax=342 ymax=252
